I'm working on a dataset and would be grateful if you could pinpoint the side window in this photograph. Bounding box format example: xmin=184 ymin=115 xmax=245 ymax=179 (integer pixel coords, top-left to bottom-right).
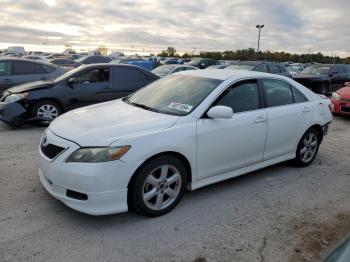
xmin=268 ymin=65 xmax=281 ymax=74
xmin=262 ymin=79 xmax=294 ymax=107
xmin=42 ymin=65 xmax=55 ymax=73
xmin=213 ymin=80 xmax=260 ymax=113
xmin=13 ymin=62 xmax=46 ymax=75
xmin=75 ymin=68 xmax=110 ymax=83
xmin=0 ymin=62 xmax=11 ymax=76
xmin=279 ymin=65 xmax=287 ymax=72
xmin=255 ymin=64 xmax=267 ymax=72
xmin=113 ymin=68 xmax=147 ymax=90
xmin=291 ymin=86 xmax=308 ymax=103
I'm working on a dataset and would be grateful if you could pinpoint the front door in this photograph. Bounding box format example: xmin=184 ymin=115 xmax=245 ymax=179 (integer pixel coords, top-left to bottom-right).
xmin=66 ymin=67 xmax=113 ymax=109
xmin=196 ymin=79 xmax=267 ymax=180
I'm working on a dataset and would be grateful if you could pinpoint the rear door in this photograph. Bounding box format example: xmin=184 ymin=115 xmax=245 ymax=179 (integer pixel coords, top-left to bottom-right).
xmin=12 ymin=61 xmax=49 ymax=84
xmin=0 ymin=61 xmax=13 ymax=92
xmin=330 ymin=65 xmax=347 ymax=90
xmin=111 ymin=67 xmax=150 ymax=98
xmin=261 ymin=78 xmax=312 ymax=160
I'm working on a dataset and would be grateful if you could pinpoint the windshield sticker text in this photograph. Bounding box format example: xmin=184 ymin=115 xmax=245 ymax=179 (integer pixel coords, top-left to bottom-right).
xmin=168 ymin=102 xmax=193 ymax=112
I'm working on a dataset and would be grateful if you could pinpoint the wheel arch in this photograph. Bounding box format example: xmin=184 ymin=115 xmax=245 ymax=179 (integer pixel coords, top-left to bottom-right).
xmin=30 ymin=98 xmax=64 ymax=114
xmin=127 ymin=151 xmax=193 ymax=201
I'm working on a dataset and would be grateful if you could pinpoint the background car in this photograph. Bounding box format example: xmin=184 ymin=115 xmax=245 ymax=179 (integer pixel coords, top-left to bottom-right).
xmin=49 ymin=58 xmax=81 ymax=69
xmin=226 ymin=61 xmax=292 ymax=77
xmin=293 ymin=64 xmax=350 ymax=94
xmin=151 ymin=64 xmax=198 ymax=77
xmin=75 ymin=55 xmax=112 ymax=64
xmin=188 ymin=58 xmax=217 ymax=69
xmin=331 ymin=82 xmax=350 ymax=115
xmin=0 ymin=58 xmax=66 ymax=93
xmin=0 ymin=64 xmax=159 ymax=126
xmin=285 ymin=63 xmax=305 ymax=76
xmin=206 ymin=64 xmax=227 ymax=69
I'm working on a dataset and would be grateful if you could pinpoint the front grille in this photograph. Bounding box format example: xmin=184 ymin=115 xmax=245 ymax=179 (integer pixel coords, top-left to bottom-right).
xmin=41 ymin=143 xmax=66 ymax=159
xmin=341 ymin=106 xmax=350 ymax=113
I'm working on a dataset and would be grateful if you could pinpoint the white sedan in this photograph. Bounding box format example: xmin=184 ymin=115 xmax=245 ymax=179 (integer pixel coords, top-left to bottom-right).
xmin=38 ymin=70 xmax=332 ymax=216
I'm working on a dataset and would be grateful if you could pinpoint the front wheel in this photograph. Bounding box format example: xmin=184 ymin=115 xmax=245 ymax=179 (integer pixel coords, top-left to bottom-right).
xmin=294 ymin=128 xmax=321 ymax=167
xmin=129 ymin=155 xmax=187 ymax=216
xmin=31 ymin=100 xmax=62 ymax=126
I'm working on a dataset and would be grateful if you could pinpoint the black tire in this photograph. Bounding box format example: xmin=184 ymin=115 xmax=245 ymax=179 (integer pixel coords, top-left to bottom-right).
xmin=129 ymin=155 xmax=188 ymax=217
xmin=315 ymin=83 xmax=328 ymax=95
xmin=294 ymin=128 xmax=321 ymax=167
xmin=31 ymin=100 xmax=62 ymax=127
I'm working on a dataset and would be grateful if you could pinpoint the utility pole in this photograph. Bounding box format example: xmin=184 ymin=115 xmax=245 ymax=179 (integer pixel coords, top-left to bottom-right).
xmin=256 ymin=25 xmax=264 ymax=53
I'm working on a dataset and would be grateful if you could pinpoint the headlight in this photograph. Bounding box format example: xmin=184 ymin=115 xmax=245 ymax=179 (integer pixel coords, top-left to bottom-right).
xmin=331 ymin=92 xmax=340 ymax=100
xmin=4 ymin=93 xmax=27 ymax=103
xmin=66 ymin=146 xmax=130 ymax=163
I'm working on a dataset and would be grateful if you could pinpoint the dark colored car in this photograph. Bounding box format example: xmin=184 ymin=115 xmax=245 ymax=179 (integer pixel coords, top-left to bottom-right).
xmin=188 ymin=58 xmax=217 ymax=69
xmin=0 ymin=64 xmax=159 ymax=126
xmin=49 ymin=58 xmax=80 ymax=69
xmin=293 ymin=64 xmax=350 ymax=94
xmin=226 ymin=61 xmax=292 ymax=78
xmin=76 ymin=55 xmax=112 ymax=65
xmin=0 ymin=58 xmax=66 ymax=93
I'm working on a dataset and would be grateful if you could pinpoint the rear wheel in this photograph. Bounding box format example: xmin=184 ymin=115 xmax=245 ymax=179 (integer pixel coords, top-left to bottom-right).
xmin=31 ymin=100 xmax=62 ymax=126
xmin=294 ymin=128 xmax=321 ymax=167
xmin=129 ymin=155 xmax=187 ymax=216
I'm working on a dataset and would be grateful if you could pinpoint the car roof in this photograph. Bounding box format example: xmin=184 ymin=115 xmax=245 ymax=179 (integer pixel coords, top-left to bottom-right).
xmin=177 ymin=69 xmax=285 ymax=80
xmin=0 ymin=57 xmax=60 ymax=67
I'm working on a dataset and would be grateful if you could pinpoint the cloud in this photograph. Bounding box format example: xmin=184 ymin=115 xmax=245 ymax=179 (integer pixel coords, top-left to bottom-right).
xmin=0 ymin=0 xmax=349 ymax=56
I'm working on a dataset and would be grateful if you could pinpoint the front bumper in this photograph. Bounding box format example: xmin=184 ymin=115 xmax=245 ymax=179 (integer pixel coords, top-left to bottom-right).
xmin=38 ymin=129 xmax=142 ymax=215
xmin=0 ymin=102 xmax=28 ymax=126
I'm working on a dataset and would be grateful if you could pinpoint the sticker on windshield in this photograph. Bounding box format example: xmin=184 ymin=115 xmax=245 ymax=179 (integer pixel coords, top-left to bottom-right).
xmin=168 ymin=102 xmax=193 ymax=112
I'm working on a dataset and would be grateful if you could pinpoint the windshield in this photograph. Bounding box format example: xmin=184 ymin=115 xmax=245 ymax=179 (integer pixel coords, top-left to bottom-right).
xmin=54 ymin=65 xmax=84 ymax=82
xmin=301 ymin=66 xmax=331 ymax=75
xmin=152 ymin=65 xmax=176 ymax=75
xmin=226 ymin=64 xmax=256 ymax=71
xmin=125 ymin=75 xmax=222 ymax=116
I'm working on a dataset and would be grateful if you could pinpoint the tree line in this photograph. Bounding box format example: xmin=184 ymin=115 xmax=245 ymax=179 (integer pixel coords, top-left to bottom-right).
xmin=158 ymin=47 xmax=350 ymax=64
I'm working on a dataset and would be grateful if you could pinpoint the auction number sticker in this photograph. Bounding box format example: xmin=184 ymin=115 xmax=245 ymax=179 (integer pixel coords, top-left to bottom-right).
xmin=168 ymin=102 xmax=193 ymax=112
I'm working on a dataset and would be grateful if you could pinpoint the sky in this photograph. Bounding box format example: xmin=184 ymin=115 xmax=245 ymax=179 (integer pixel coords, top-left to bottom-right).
xmin=0 ymin=0 xmax=349 ymax=57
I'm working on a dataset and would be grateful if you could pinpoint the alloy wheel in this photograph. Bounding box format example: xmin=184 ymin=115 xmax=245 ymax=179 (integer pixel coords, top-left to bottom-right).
xmin=142 ymin=164 xmax=182 ymax=211
xmin=300 ymin=132 xmax=318 ymax=163
xmin=37 ymin=104 xmax=59 ymax=123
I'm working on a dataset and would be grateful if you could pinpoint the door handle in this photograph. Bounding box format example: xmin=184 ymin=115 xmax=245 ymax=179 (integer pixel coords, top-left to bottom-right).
xmin=302 ymin=107 xmax=311 ymax=113
xmin=254 ymin=116 xmax=266 ymax=123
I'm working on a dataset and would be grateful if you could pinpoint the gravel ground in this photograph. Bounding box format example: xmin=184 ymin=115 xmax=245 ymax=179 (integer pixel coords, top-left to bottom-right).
xmin=0 ymin=116 xmax=349 ymax=262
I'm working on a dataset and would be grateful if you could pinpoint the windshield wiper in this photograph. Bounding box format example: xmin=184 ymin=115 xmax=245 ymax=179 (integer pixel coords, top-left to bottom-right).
xmin=129 ymin=102 xmax=160 ymax=113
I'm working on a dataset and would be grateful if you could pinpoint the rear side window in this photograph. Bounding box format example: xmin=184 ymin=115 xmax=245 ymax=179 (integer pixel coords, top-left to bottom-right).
xmin=292 ymin=86 xmax=308 ymax=103
xmin=114 ymin=67 xmax=147 ymax=82
xmin=43 ymin=65 xmax=56 ymax=73
xmin=262 ymin=79 xmax=293 ymax=107
xmin=214 ymin=80 xmax=260 ymax=113
xmin=255 ymin=64 xmax=267 ymax=72
xmin=0 ymin=62 xmax=11 ymax=76
xmin=13 ymin=62 xmax=46 ymax=75
xmin=268 ymin=65 xmax=281 ymax=74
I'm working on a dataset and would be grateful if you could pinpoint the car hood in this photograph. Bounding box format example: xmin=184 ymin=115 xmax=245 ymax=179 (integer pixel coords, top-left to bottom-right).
xmin=8 ymin=81 xmax=54 ymax=94
xmin=49 ymin=99 xmax=179 ymax=147
xmin=293 ymin=73 xmax=327 ymax=79
xmin=337 ymin=86 xmax=350 ymax=99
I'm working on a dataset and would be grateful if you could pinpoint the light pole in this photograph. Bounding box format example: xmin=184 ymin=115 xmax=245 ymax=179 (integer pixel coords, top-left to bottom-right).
xmin=256 ymin=24 xmax=264 ymax=53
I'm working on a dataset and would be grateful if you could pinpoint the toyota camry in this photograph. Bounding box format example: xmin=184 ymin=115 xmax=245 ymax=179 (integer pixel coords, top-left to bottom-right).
xmin=38 ymin=70 xmax=332 ymax=216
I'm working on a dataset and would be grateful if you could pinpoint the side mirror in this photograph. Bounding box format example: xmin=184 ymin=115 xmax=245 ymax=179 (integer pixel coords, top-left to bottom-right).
xmin=67 ymin=77 xmax=77 ymax=88
xmin=330 ymin=72 xmax=338 ymax=77
xmin=207 ymin=106 xmax=233 ymax=119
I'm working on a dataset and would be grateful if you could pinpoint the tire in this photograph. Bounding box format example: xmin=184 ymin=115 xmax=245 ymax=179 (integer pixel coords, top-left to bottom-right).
xmin=294 ymin=128 xmax=321 ymax=167
xmin=129 ymin=155 xmax=188 ymax=217
xmin=315 ymin=83 xmax=328 ymax=95
xmin=31 ymin=100 xmax=62 ymax=126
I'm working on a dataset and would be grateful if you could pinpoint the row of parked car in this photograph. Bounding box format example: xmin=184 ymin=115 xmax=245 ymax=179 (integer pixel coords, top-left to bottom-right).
xmin=0 ymin=54 xmax=349 ymax=127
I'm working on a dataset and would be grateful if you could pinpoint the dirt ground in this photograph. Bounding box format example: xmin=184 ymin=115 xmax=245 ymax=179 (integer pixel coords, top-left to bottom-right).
xmin=0 ymin=116 xmax=349 ymax=262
